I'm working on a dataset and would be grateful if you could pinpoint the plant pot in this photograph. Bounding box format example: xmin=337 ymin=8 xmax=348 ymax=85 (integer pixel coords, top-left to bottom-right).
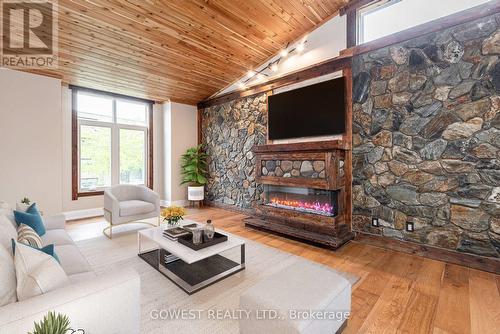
xmin=188 ymin=185 xmax=204 ymax=201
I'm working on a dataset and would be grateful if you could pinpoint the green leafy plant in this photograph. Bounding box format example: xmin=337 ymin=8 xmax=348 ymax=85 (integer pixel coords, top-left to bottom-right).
xmin=30 ymin=311 xmax=71 ymax=334
xmin=180 ymin=144 xmax=208 ymax=186
xmin=21 ymin=197 xmax=31 ymax=205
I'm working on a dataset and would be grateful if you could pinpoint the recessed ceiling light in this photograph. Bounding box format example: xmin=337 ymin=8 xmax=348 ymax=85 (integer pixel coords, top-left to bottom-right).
xmin=247 ymin=70 xmax=255 ymax=78
xmin=270 ymin=63 xmax=279 ymax=72
xmin=296 ymin=43 xmax=305 ymax=52
xmin=280 ymin=49 xmax=288 ymax=57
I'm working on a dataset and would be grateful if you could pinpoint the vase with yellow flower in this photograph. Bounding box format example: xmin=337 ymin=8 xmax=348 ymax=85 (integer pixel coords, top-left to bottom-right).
xmin=161 ymin=206 xmax=186 ymax=226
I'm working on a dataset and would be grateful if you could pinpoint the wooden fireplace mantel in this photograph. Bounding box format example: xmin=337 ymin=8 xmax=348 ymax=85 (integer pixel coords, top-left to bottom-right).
xmin=253 ymin=143 xmax=347 ymax=191
xmin=245 ymin=139 xmax=354 ymax=249
xmin=252 ymin=139 xmax=350 ymax=153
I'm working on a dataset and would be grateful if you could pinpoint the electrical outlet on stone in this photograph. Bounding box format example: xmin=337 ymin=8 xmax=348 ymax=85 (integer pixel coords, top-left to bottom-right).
xmin=406 ymin=222 xmax=414 ymax=232
xmin=371 ymin=218 xmax=379 ymax=227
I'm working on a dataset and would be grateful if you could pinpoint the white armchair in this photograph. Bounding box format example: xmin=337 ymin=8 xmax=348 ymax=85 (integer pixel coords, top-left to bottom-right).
xmin=103 ymin=185 xmax=160 ymax=238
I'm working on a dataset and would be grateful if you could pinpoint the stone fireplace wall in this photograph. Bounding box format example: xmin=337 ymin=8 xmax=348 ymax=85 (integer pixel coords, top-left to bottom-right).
xmin=351 ymin=14 xmax=500 ymax=258
xmin=201 ymin=13 xmax=499 ymax=259
xmin=261 ymin=159 xmax=328 ymax=178
xmin=201 ymin=94 xmax=268 ymax=208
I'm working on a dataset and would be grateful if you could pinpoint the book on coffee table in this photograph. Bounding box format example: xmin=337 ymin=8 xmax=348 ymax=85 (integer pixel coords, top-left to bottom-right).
xmin=163 ymin=223 xmax=199 ymax=239
xmin=163 ymin=227 xmax=191 ymax=241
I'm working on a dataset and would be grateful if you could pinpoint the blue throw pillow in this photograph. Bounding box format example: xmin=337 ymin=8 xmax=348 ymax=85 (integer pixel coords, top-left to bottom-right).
xmin=14 ymin=203 xmax=45 ymax=236
xmin=11 ymin=239 xmax=60 ymax=263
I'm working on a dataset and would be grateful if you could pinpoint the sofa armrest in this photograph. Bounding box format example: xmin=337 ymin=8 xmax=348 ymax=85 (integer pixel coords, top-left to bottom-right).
xmin=141 ymin=187 xmax=160 ymax=211
xmin=42 ymin=214 xmax=66 ymax=230
xmin=0 ymin=268 xmax=140 ymax=334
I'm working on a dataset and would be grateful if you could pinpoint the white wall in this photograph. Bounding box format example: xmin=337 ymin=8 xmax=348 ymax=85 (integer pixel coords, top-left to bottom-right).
xmin=0 ymin=69 xmax=63 ymax=215
xmin=361 ymin=0 xmax=490 ymax=43
xmin=163 ymin=102 xmax=198 ymax=204
xmin=217 ymin=14 xmax=347 ymax=96
xmin=0 ymin=70 xmax=184 ymax=218
xmin=152 ymin=103 xmax=165 ymax=200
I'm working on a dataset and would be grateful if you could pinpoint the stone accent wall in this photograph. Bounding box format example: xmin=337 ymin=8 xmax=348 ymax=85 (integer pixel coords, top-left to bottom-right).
xmin=201 ymin=14 xmax=499 ymax=259
xmin=352 ymin=14 xmax=500 ymax=258
xmin=202 ymin=94 xmax=268 ymax=208
xmin=261 ymin=160 xmax=326 ymax=178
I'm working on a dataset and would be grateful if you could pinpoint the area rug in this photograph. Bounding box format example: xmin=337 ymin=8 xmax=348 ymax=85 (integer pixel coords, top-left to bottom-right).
xmin=75 ymin=230 xmax=358 ymax=334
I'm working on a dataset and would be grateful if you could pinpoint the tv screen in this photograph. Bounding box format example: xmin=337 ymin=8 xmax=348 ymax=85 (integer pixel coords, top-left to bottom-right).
xmin=267 ymin=77 xmax=345 ymax=140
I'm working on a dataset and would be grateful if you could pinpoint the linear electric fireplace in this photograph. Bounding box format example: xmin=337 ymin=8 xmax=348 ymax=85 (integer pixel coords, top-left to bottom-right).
xmin=245 ymin=141 xmax=354 ymax=249
xmin=263 ymin=185 xmax=338 ymax=217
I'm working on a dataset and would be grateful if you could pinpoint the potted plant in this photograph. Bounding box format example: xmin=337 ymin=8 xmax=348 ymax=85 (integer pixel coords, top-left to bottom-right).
xmin=30 ymin=311 xmax=71 ymax=334
xmin=17 ymin=197 xmax=32 ymax=212
xmin=180 ymin=144 xmax=208 ymax=201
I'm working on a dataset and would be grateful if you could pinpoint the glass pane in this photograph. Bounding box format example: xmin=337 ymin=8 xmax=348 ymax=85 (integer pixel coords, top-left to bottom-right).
xmin=116 ymin=100 xmax=148 ymax=126
xmin=76 ymin=92 xmax=113 ymax=122
xmin=360 ymin=0 xmax=490 ymax=43
xmin=80 ymin=125 xmax=111 ymax=190
xmin=120 ymin=129 xmax=146 ymax=185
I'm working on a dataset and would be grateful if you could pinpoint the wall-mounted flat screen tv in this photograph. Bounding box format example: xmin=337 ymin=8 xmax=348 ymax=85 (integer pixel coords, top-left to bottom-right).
xmin=267 ymin=77 xmax=345 ymax=140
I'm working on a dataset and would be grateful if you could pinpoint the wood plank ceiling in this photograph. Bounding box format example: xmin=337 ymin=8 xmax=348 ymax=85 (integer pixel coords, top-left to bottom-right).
xmin=25 ymin=0 xmax=350 ymax=104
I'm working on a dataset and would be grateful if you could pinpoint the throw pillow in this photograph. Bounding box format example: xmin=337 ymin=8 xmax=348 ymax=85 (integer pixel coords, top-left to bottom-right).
xmin=17 ymin=224 xmax=43 ymax=248
xmin=14 ymin=203 xmax=45 ymax=236
xmin=0 ymin=214 xmax=18 ymax=252
xmin=0 ymin=245 xmax=17 ymax=306
xmin=11 ymin=240 xmax=60 ymax=263
xmin=12 ymin=240 xmax=68 ymax=301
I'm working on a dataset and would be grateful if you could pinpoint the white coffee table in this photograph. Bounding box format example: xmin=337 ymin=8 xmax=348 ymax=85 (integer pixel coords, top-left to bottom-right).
xmin=138 ymin=219 xmax=245 ymax=294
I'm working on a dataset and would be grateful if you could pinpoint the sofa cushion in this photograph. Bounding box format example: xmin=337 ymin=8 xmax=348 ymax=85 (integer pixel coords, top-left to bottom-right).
xmin=41 ymin=229 xmax=74 ymax=246
xmin=54 ymin=244 xmax=92 ymax=276
xmin=12 ymin=241 xmax=60 ymax=263
xmin=0 ymin=202 xmax=16 ymax=226
xmin=0 ymin=245 xmax=17 ymax=306
xmin=42 ymin=214 xmax=66 ymax=230
xmin=119 ymin=200 xmax=155 ymax=217
xmin=239 ymin=261 xmax=351 ymax=334
xmin=0 ymin=214 xmax=17 ymax=252
xmin=13 ymin=241 xmax=68 ymax=301
xmin=242 ymin=262 xmax=350 ymax=309
xmin=14 ymin=203 xmax=46 ymax=236
xmin=17 ymin=224 xmax=43 ymax=248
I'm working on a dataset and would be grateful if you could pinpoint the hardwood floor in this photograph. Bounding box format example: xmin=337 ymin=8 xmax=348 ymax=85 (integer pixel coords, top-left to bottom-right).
xmin=67 ymin=207 xmax=500 ymax=333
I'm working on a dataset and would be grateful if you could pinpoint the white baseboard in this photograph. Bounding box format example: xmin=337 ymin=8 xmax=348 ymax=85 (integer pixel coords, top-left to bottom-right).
xmin=161 ymin=199 xmax=189 ymax=207
xmin=63 ymin=208 xmax=103 ymax=221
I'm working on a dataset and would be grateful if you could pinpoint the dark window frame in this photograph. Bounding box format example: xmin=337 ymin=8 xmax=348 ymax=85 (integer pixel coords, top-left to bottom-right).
xmin=71 ymin=85 xmax=154 ymax=200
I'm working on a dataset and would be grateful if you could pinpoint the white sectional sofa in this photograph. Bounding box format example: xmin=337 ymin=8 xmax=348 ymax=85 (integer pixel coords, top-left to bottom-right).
xmin=0 ymin=203 xmax=141 ymax=334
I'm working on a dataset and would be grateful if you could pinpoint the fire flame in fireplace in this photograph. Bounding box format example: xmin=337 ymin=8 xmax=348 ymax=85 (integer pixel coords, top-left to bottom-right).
xmin=270 ymin=198 xmax=334 ymax=215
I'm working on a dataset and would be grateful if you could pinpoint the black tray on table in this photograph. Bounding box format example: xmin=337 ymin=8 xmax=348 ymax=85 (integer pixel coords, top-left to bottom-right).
xmin=177 ymin=232 xmax=228 ymax=251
